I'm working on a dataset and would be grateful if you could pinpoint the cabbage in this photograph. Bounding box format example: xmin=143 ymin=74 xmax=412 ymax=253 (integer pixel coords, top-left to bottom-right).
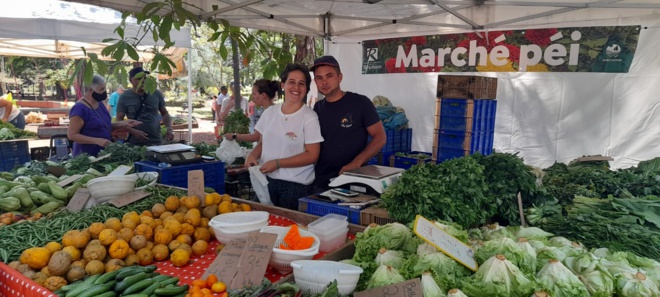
xmin=480 ymin=223 xmax=513 ymax=241
xmin=461 ymin=254 xmax=536 ymax=297
xmin=528 ymin=239 xmax=546 ymax=251
xmin=418 ymin=243 xmax=437 ymax=256
xmin=549 ymin=236 xmax=573 ymax=247
xmin=537 ymin=259 xmax=589 ymax=297
xmin=556 ymin=241 xmax=586 ymax=258
xmin=353 ymin=223 xmax=415 ymax=263
xmin=616 ymin=271 xmax=660 ymax=297
xmin=537 ymin=246 xmax=567 ymax=268
xmin=517 ymin=238 xmax=538 ymax=267
xmin=366 ymin=265 xmax=405 ymax=290
xmin=375 ymin=248 xmax=405 ymax=269
xmin=625 ymin=252 xmax=660 ymax=284
xmin=515 ymin=226 xmax=554 ymax=240
xmin=446 ymin=289 xmax=468 ymax=297
xmin=434 ymin=221 xmax=469 ymax=243
xmin=475 ymin=237 xmax=536 ymax=275
xmin=0 ymin=127 xmax=15 ymax=140
xmin=401 ymin=251 xmax=471 ymax=289
xmin=421 ymin=272 xmax=446 ymax=297
xmin=564 ymin=253 xmax=614 ymax=297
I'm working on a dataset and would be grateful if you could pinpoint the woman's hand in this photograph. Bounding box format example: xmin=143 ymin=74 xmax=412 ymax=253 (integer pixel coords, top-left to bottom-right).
xmin=245 ymin=154 xmax=259 ymax=167
xmin=259 ymin=160 xmax=278 ymax=174
xmin=96 ymin=138 xmax=111 ymax=148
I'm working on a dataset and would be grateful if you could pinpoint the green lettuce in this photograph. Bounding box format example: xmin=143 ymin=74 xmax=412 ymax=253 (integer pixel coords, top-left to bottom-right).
xmin=375 ymin=248 xmax=405 ymax=269
xmin=475 ymin=237 xmax=536 ymax=275
xmin=446 ymin=289 xmax=468 ymax=297
xmin=353 ymin=223 xmax=415 ymax=263
xmin=536 ymin=259 xmax=590 ymax=297
xmin=421 ymin=271 xmax=447 ymax=297
xmin=564 ymin=253 xmax=614 ymax=297
xmin=616 ymin=271 xmax=660 ymax=297
xmin=434 ymin=220 xmax=469 ymax=243
xmin=480 ymin=223 xmax=513 ymax=241
xmin=514 ymin=226 xmax=554 ymax=240
xmin=401 ymin=251 xmax=471 ymax=290
xmin=537 ymin=246 xmax=568 ymax=269
xmin=461 ymin=254 xmax=536 ymax=297
xmin=366 ymin=265 xmax=405 ymax=290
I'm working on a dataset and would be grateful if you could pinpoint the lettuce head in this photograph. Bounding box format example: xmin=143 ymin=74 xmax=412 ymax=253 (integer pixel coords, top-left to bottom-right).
xmin=461 ymin=254 xmax=536 ymax=297
xmin=536 ymin=259 xmax=590 ymax=297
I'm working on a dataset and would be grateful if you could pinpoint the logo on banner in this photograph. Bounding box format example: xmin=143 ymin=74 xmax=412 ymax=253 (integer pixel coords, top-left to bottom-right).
xmin=606 ymin=44 xmax=621 ymax=58
xmin=366 ymin=48 xmax=379 ymax=61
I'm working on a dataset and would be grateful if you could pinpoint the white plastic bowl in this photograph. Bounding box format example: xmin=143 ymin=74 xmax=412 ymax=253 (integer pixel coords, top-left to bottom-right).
xmin=260 ymin=226 xmax=320 ymax=274
xmin=209 ymin=211 xmax=269 ymax=232
xmin=213 ymin=225 xmax=264 ymax=243
xmin=87 ymin=175 xmax=138 ymax=199
xmin=290 ymin=260 xmax=363 ymax=295
xmin=132 ymin=172 xmax=159 ymax=190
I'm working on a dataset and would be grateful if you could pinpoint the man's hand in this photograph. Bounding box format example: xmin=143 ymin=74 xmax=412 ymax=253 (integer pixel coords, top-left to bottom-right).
xmin=339 ymin=161 xmax=362 ymax=175
xmin=166 ymin=130 xmax=174 ymax=142
xmin=130 ymin=129 xmax=149 ymax=141
xmin=245 ymin=154 xmax=258 ymax=167
xmin=122 ymin=119 xmax=142 ymax=128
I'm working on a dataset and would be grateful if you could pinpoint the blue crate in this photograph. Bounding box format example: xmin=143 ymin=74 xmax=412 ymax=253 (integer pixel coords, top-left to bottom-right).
xmin=0 ymin=140 xmax=30 ymax=172
xmin=392 ymin=152 xmax=433 ymax=170
xmin=440 ymin=99 xmax=470 ymax=116
xmin=439 ymin=116 xmax=471 ymax=132
xmin=371 ymin=128 xmax=412 ymax=153
xmin=298 ymin=198 xmax=361 ymax=224
xmin=134 ymin=161 xmax=226 ymax=193
xmin=436 ymin=147 xmax=468 ymax=162
xmin=438 ymin=130 xmax=471 ymax=150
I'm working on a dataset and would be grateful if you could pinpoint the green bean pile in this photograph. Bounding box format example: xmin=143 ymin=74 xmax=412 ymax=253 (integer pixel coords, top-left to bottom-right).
xmin=0 ymin=186 xmax=184 ymax=263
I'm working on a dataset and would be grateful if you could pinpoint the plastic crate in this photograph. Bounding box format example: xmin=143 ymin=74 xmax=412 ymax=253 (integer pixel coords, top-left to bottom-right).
xmin=372 ymin=128 xmax=412 ymax=153
xmin=134 ymin=161 xmax=226 ymax=193
xmin=30 ymin=146 xmax=51 ymax=161
xmin=298 ymin=198 xmax=361 ymax=224
xmin=437 ymin=130 xmax=472 ymax=150
xmin=390 ymin=151 xmax=433 ymax=170
xmin=436 ymin=147 xmax=469 ymax=162
xmin=440 ymin=99 xmax=471 ymax=116
xmin=439 ymin=116 xmax=472 ymax=132
xmin=360 ymin=206 xmax=397 ymax=226
xmin=0 ymin=140 xmax=30 ymax=171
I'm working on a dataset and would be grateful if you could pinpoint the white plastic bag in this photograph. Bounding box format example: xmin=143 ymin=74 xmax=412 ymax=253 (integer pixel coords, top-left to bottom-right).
xmin=249 ymin=166 xmax=272 ymax=205
xmin=216 ymin=137 xmax=247 ymax=165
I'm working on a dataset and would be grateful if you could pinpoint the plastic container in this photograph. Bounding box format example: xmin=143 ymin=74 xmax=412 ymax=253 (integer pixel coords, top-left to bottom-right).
xmin=87 ymin=175 xmax=138 ymax=200
xmin=132 ymin=172 xmax=159 ymax=190
xmin=209 ymin=211 xmax=269 ymax=232
xmin=290 ymin=260 xmax=363 ymax=295
xmin=212 ymin=225 xmax=263 ymax=243
xmin=259 ymin=226 xmax=320 ymax=274
xmin=308 ymin=214 xmax=349 ymax=253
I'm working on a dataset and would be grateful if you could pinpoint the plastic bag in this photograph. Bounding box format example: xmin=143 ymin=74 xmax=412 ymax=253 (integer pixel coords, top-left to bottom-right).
xmin=216 ymin=137 xmax=247 ymax=165
xmin=249 ymin=166 xmax=272 ymax=205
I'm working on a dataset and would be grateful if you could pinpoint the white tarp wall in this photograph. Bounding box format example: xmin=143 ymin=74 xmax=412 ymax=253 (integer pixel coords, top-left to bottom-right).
xmin=329 ymin=15 xmax=660 ymax=169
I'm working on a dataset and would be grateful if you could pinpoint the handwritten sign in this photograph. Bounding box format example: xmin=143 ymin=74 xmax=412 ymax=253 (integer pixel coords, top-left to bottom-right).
xmin=188 ymin=170 xmax=205 ymax=206
xmin=108 ymin=190 xmax=151 ymax=208
xmin=413 ymin=215 xmax=478 ymax=271
xmin=57 ymin=175 xmax=83 ymax=187
xmin=202 ymin=239 xmax=246 ymax=282
xmin=108 ymin=165 xmax=133 ymax=176
xmin=66 ymin=188 xmax=91 ymax=212
xmin=354 ymin=279 xmax=421 ymax=297
xmin=90 ymin=154 xmax=111 ymax=163
xmin=230 ymin=232 xmax=277 ymax=290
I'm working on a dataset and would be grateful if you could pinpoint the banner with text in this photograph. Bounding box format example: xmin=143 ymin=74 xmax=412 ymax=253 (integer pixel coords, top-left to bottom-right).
xmin=362 ymin=26 xmax=640 ymax=74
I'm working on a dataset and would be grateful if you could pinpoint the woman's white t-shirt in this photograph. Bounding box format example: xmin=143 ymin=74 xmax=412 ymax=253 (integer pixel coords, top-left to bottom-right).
xmin=255 ymin=104 xmax=324 ymax=185
xmin=0 ymin=105 xmax=20 ymax=122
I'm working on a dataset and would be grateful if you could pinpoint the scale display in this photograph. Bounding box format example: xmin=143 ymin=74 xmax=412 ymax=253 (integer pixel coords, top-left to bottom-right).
xmin=145 ymin=144 xmax=202 ymax=165
xmin=328 ymin=165 xmax=404 ymax=195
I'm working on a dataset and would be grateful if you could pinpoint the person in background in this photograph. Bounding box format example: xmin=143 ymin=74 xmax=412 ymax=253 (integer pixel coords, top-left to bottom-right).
xmin=216 ymin=86 xmax=228 ymax=126
xmin=220 ymin=82 xmax=248 ymax=120
xmin=311 ymin=55 xmax=386 ymax=190
xmin=116 ymin=66 xmax=174 ymax=145
xmin=248 ymin=99 xmax=256 ymax=132
xmin=67 ymin=74 xmax=141 ymax=156
xmin=108 ymin=86 xmax=124 ymax=119
xmin=211 ymin=94 xmax=218 ymax=122
xmin=0 ymin=94 xmax=25 ymax=129
xmin=245 ymin=64 xmax=323 ymax=210
xmin=225 ymin=79 xmax=280 ymax=143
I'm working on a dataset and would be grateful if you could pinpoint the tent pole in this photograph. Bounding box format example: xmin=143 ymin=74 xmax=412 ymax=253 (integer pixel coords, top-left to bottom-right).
xmin=323 ymin=13 xmax=330 ymax=55
xmin=187 ymin=47 xmax=193 ymax=144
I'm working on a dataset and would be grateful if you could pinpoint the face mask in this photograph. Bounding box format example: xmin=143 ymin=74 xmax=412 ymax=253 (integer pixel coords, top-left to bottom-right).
xmin=92 ymin=91 xmax=107 ymax=102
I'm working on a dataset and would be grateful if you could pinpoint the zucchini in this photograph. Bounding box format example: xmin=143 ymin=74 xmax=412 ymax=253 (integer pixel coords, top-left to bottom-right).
xmin=76 ymin=283 xmax=115 ymax=297
xmin=122 ymin=278 xmax=154 ymax=295
xmin=153 ymin=285 xmax=188 ymax=296
xmin=115 ymin=272 xmax=148 ymax=293
xmin=94 ymin=269 xmax=122 ymax=285
xmin=47 ymin=181 xmax=68 ymax=200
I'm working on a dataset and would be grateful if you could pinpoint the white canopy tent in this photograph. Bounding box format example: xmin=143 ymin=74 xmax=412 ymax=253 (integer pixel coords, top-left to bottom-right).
xmin=0 ymin=0 xmax=196 ymax=142
xmin=64 ymin=0 xmax=660 ymax=168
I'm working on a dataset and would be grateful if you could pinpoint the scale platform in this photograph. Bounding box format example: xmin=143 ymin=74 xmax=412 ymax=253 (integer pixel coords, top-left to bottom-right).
xmin=145 ymin=144 xmax=202 ymax=165
xmin=328 ymin=165 xmax=404 ymax=195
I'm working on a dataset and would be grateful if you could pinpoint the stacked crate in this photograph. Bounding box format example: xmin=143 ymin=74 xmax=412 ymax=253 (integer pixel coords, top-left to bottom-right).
xmin=433 ymin=75 xmax=498 ymax=163
xmin=367 ymin=128 xmax=412 ymax=165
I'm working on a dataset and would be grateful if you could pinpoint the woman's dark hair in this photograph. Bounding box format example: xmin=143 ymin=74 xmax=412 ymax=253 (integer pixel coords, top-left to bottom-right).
xmin=253 ymin=79 xmax=282 ymax=100
xmin=279 ymin=63 xmax=311 ymax=97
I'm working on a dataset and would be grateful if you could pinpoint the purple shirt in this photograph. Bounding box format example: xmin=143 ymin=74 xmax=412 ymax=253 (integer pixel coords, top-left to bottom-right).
xmin=69 ymin=101 xmax=112 ymax=157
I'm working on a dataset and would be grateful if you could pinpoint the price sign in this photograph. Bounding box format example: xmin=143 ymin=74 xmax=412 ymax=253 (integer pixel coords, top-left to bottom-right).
xmin=413 ymin=215 xmax=478 ymax=271
xmin=202 ymin=239 xmax=246 ymax=282
xmin=354 ymin=279 xmax=421 ymax=297
xmin=66 ymin=188 xmax=90 ymax=212
xmin=57 ymin=175 xmax=83 ymax=187
xmin=188 ymin=170 xmax=205 ymax=206
xmin=108 ymin=190 xmax=151 ymax=207
xmin=230 ymin=232 xmax=277 ymax=290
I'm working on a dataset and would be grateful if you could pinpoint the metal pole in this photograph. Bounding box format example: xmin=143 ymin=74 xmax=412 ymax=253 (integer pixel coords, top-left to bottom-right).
xmin=187 ymin=47 xmax=193 ymax=144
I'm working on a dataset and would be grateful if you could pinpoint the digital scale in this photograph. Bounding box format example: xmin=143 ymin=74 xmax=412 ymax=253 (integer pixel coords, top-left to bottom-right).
xmin=328 ymin=165 xmax=404 ymax=195
xmin=145 ymin=143 xmax=203 ymax=165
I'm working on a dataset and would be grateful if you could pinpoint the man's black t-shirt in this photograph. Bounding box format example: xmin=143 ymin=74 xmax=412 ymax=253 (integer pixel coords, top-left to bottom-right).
xmin=313 ymin=92 xmax=381 ymax=188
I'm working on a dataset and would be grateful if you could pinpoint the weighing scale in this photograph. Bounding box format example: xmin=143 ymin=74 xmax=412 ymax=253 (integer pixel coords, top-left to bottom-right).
xmin=145 ymin=143 xmax=203 ymax=165
xmin=328 ymin=165 xmax=404 ymax=195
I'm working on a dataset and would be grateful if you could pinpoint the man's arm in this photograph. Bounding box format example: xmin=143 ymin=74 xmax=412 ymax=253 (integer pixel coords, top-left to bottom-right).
xmin=160 ymin=105 xmax=174 ymax=142
xmin=340 ymin=121 xmax=386 ymax=174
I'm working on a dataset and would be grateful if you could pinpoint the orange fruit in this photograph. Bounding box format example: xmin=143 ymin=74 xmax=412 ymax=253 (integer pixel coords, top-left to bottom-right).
xmin=206 ymin=274 xmax=218 ymax=288
xmin=191 ymin=279 xmax=207 ymax=289
xmin=211 ymin=281 xmax=226 ymax=293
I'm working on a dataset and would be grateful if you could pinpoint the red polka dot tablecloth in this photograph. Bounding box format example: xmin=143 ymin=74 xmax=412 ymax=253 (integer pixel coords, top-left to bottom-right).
xmin=0 ymin=214 xmax=356 ymax=297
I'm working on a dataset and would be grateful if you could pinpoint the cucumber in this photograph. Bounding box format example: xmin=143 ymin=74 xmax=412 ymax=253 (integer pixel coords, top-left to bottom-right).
xmin=63 ymin=274 xmax=102 ymax=296
xmin=143 ymin=265 xmax=157 ymax=273
xmin=149 ymin=274 xmax=171 ymax=283
xmin=76 ymin=283 xmax=114 ymax=297
xmin=121 ymin=294 xmax=149 ymax=297
xmin=94 ymin=292 xmax=117 ymax=297
xmin=153 ymin=285 xmax=188 ymax=296
xmin=114 ymin=266 xmax=145 ymax=281
xmin=158 ymin=277 xmax=179 ymax=287
xmin=115 ymin=272 xmax=148 ymax=293
xmin=122 ymin=278 xmax=155 ymax=295
xmin=139 ymin=281 xmax=161 ymax=296
xmin=94 ymin=269 xmax=122 ymax=285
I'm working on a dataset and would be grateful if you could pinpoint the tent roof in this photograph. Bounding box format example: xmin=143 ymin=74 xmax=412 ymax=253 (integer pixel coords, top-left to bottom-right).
xmin=0 ymin=0 xmax=190 ymax=60
xmin=62 ymin=0 xmax=660 ymax=38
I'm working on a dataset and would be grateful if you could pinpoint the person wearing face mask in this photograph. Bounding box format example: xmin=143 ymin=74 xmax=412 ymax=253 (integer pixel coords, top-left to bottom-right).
xmin=67 ymin=74 xmax=141 ymax=157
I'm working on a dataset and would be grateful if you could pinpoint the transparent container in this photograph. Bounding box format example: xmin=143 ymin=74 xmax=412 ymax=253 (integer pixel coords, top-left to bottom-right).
xmin=308 ymin=214 xmax=349 ymax=253
xmin=55 ymin=138 xmax=68 ymax=159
